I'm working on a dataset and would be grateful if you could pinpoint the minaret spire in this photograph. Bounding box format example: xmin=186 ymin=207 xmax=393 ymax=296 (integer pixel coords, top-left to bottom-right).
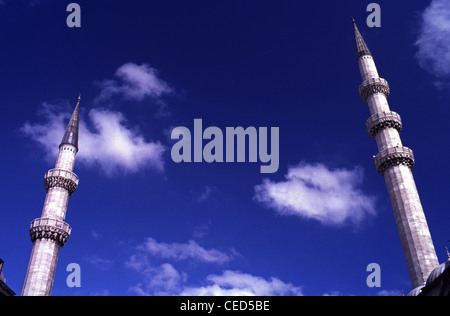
xmin=22 ymin=95 xmax=81 ymax=296
xmin=60 ymin=93 xmax=80 ymax=152
xmin=353 ymin=18 xmax=372 ymax=59
xmin=352 ymin=20 xmax=439 ymax=291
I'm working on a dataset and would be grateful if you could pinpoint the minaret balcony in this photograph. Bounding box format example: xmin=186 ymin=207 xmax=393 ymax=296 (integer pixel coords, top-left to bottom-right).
xmin=29 ymin=218 xmax=71 ymax=247
xmin=359 ymin=77 xmax=390 ymax=103
xmin=44 ymin=168 xmax=79 ymax=196
xmin=374 ymin=146 xmax=415 ymax=175
xmin=366 ymin=111 xmax=402 ymax=138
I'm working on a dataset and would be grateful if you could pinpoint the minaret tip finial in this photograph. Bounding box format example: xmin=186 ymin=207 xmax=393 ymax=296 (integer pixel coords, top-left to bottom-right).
xmin=353 ymin=18 xmax=372 ymax=59
xmin=59 ymin=94 xmax=80 ymax=152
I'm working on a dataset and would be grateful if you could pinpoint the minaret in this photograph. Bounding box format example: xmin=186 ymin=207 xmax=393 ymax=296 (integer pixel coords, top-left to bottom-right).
xmin=22 ymin=95 xmax=81 ymax=296
xmin=352 ymin=20 xmax=439 ymax=290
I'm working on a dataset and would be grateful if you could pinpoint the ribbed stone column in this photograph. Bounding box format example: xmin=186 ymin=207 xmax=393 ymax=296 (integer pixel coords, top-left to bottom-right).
xmin=353 ymin=20 xmax=439 ymax=289
xmin=22 ymin=96 xmax=80 ymax=296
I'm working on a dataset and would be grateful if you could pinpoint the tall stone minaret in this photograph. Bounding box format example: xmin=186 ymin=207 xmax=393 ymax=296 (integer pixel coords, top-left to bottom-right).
xmin=22 ymin=95 xmax=81 ymax=296
xmin=352 ymin=20 xmax=439 ymax=290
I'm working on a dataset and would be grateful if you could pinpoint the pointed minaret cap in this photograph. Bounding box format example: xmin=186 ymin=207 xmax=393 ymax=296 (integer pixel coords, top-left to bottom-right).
xmin=352 ymin=18 xmax=372 ymax=59
xmin=60 ymin=94 xmax=80 ymax=152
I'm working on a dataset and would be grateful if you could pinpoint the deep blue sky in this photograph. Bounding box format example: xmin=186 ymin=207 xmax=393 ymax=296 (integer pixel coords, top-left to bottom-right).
xmin=1 ymin=0 xmax=449 ymax=296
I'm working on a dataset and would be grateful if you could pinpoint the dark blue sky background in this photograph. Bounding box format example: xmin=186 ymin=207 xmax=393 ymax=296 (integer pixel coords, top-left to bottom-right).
xmin=0 ymin=0 xmax=449 ymax=296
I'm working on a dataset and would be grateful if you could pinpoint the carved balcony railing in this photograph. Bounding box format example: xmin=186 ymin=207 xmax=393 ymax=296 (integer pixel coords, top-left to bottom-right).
xmin=29 ymin=218 xmax=71 ymax=247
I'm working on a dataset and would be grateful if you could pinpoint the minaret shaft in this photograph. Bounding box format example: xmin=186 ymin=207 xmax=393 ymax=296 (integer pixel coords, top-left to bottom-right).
xmin=353 ymin=21 xmax=438 ymax=289
xmin=357 ymin=56 xmax=379 ymax=82
xmin=22 ymin=239 xmax=61 ymax=296
xmin=22 ymin=98 xmax=80 ymax=296
xmin=55 ymin=145 xmax=77 ymax=171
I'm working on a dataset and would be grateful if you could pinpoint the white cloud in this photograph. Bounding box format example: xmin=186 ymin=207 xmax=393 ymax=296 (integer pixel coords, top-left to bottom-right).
xmin=151 ymin=263 xmax=184 ymax=290
xmin=128 ymin=262 xmax=187 ymax=296
xmin=254 ymin=162 xmax=376 ymax=227
xmin=127 ymin=261 xmax=302 ymax=296
xmin=21 ymin=102 xmax=68 ymax=158
xmin=84 ymin=255 xmax=113 ymax=270
xmin=79 ymin=109 xmax=165 ymax=174
xmin=22 ymin=61 xmax=175 ymax=174
xmin=21 ymin=103 xmax=165 ymax=176
xmin=96 ymin=63 xmax=173 ymax=102
xmin=180 ymin=270 xmax=303 ymax=296
xmin=322 ymin=291 xmax=343 ymax=296
xmin=415 ymin=0 xmax=450 ymax=85
xmin=135 ymin=237 xmax=233 ymax=264
xmin=197 ymin=185 xmax=215 ymax=202
xmin=376 ymin=289 xmax=403 ymax=296
xmin=126 ymin=237 xmax=302 ymax=296
xmin=91 ymin=289 xmax=111 ymax=296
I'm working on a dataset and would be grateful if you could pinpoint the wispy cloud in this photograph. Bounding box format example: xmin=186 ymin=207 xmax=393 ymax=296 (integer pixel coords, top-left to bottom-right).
xmin=197 ymin=185 xmax=215 ymax=202
xmin=21 ymin=102 xmax=165 ymax=176
xmin=128 ymin=263 xmax=187 ymax=296
xmin=21 ymin=102 xmax=68 ymax=157
xmin=79 ymin=109 xmax=165 ymax=174
xmin=84 ymin=255 xmax=113 ymax=271
xmin=128 ymin=262 xmax=302 ymax=296
xmin=131 ymin=237 xmax=234 ymax=264
xmin=415 ymin=0 xmax=450 ymax=88
xmin=180 ymin=270 xmax=303 ymax=296
xmin=96 ymin=63 xmax=173 ymax=102
xmin=126 ymin=237 xmax=302 ymax=296
xmin=254 ymin=162 xmax=376 ymax=227
xmin=377 ymin=289 xmax=403 ymax=296
xmin=22 ymin=61 xmax=173 ymax=175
